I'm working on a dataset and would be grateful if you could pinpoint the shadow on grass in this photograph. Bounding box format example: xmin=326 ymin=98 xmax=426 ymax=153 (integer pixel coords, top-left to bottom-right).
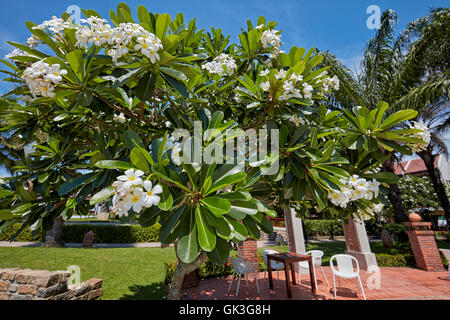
xmin=118 ymin=282 xmax=168 ymax=300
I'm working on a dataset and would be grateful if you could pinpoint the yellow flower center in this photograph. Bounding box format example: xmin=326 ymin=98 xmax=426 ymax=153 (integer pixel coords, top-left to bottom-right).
xmin=147 ymin=191 xmax=152 ymax=197
xmin=130 ymin=176 xmax=135 ymax=181
xmin=132 ymin=196 xmax=139 ymax=203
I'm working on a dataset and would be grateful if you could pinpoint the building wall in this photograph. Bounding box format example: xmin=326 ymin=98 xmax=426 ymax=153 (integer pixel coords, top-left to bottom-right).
xmin=437 ymin=155 xmax=450 ymax=187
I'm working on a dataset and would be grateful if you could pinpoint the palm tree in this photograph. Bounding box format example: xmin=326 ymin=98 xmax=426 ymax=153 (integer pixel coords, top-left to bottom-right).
xmin=320 ymin=8 xmax=450 ymax=222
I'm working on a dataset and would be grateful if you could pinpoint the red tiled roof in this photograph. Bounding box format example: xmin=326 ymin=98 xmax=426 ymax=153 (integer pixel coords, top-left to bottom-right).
xmin=394 ymin=155 xmax=440 ymax=175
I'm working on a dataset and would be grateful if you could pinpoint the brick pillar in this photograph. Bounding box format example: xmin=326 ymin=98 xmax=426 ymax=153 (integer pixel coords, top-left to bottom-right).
xmin=238 ymin=238 xmax=258 ymax=278
xmin=343 ymin=216 xmax=378 ymax=271
xmin=284 ymin=206 xmax=306 ymax=273
xmin=404 ymin=222 xmax=444 ymax=272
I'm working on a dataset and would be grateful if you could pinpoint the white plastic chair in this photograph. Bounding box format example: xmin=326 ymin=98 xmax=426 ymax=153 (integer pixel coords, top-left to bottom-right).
xmin=330 ymin=254 xmax=366 ymax=300
xmin=298 ymin=250 xmax=329 ymax=288
xmin=261 ymin=249 xmax=284 ymax=282
xmin=227 ymin=257 xmax=260 ymax=296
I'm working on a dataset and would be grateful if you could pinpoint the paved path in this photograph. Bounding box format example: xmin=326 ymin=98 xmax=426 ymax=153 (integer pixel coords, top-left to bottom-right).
xmin=182 ymin=266 xmax=450 ymax=300
xmin=0 ymin=241 xmax=172 ymax=248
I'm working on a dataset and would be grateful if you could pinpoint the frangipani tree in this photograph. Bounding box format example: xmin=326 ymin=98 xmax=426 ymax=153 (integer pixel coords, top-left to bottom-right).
xmin=0 ymin=3 xmax=425 ymax=299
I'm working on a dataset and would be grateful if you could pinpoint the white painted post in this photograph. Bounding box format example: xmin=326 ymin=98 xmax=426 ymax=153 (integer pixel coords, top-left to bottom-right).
xmin=343 ymin=216 xmax=378 ymax=271
xmin=284 ymin=206 xmax=306 ymax=272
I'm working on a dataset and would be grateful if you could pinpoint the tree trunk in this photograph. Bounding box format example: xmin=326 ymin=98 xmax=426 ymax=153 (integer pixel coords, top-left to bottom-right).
xmin=418 ymin=150 xmax=450 ymax=218
xmin=166 ymin=247 xmax=208 ymax=300
xmin=381 ymin=153 xmax=408 ymax=223
xmin=44 ymin=216 xmax=65 ymax=248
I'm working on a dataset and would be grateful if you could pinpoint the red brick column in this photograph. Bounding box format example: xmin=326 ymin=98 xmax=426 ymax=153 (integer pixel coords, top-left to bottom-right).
xmin=238 ymin=238 xmax=258 ymax=277
xmin=404 ymin=222 xmax=444 ymax=272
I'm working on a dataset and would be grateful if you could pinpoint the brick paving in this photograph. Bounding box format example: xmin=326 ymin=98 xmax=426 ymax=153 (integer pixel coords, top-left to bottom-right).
xmin=181 ymin=267 xmax=450 ymax=300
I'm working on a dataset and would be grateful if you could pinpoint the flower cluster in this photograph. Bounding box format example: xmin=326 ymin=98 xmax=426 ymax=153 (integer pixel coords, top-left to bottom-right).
xmin=26 ymin=35 xmax=40 ymax=49
xmin=358 ymin=203 xmax=384 ymax=220
xmin=21 ymin=60 xmax=68 ymax=98
xmin=201 ymin=53 xmax=237 ymax=76
xmin=5 ymin=49 xmax=27 ymax=60
xmin=75 ymin=17 xmax=163 ymax=64
xmin=261 ymin=29 xmax=282 ymax=59
xmin=408 ymin=121 xmax=431 ymax=153
xmin=259 ymin=69 xmax=314 ymax=101
xmin=328 ymin=175 xmax=380 ymax=208
xmin=32 ymin=16 xmax=71 ymax=39
xmin=111 ymin=169 xmax=163 ymax=217
xmin=318 ymin=74 xmax=340 ymax=96
xmin=289 ymin=115 xmax=305 ymax=126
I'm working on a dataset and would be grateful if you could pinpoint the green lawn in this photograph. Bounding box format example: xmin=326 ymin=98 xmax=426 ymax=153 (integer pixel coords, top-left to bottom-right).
xmin=0 ymin=247 xmax=175 ymax=300
xmin=1 ymin=240 xmax=448 ymax=300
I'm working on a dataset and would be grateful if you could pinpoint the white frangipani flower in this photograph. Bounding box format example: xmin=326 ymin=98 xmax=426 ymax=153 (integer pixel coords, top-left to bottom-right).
xmin=171 ymin=143 xmax=182 ymax=166
xmin=114 ymin=113 xmax=126 ymax=124
xmin=260 ymin=80 xmax=270 ymax=92
xmin=142 ymin=181 xmax=163 ymax=207
xmin=124 ymin=187 xmax=144 ymax=213
xmin=117 ymin=168 xmax=144 ymax=191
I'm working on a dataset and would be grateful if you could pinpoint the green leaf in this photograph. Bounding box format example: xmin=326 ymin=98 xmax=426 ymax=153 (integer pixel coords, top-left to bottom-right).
xmin=161 ymin=72 xmax=190 ymax=98
xmin=207 ymin=237 xmax=231 ymax=265
xmin=130 ymin=147 xmax=150 ymax=172
xmin=89 ymin=186 xmax=115 ymax=205
xmin=158 ymin=206 xmax=184 ymax=242
xmin=202 ymin=206 xmax=232 ymax=239
xmin=195 ymin=206 xmax=216 ymax=252
xmin=157 ymin=184 xmax=173 ymax=211
xmin=58 ymin=173 xmax=95 ymax=196
xmin=228 ymin=199 xmax=259 ymax=219
xmin=155 ymin=13 xmax=171 ymax=40
xmin=159 ymin=67 xmax=187 ymax=81
xmin=379 ymin=110 xmax=418 ymax=130
xmin=66 ymin=49 xmax=84 ymax=82
xmin=251 ymin=212 xmax=273 ymax=234
xmin=95 ymin=160 xmax=135 ymax=170
xmin=134 ymin=72 xmax=155 ymax=102
xmin=139 ymin=205 xmax=162 ymax=227
xmin=123 ymin=129 xmax=145 ymax=149
xmin=201 ymin=196 xmax=231 ymax=216
xmin=206 ymin=172 xmax=246 ymax=195
xmin=0 ymin=188 xmax=13 ymax=198
xmin=177 ymin=207 xmax=200 ymax=263
xmin=225 ymin=217 xmax=248 ymax=242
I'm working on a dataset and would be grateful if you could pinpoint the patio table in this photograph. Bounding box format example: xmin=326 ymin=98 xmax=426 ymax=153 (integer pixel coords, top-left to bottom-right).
xmin=266 ymin=252 xmax=317 ymax=298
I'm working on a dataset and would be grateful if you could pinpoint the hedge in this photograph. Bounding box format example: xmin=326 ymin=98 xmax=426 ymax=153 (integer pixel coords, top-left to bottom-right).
xmin=303 ymin=220 xmax=344 ymax=237
xmin=0 ymin=223 xmax=161 ymax=243
xmin=375 ymin=253 xmax=416 ymax=267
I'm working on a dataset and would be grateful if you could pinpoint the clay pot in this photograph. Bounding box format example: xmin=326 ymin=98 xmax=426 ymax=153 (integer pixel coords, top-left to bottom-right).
xmin=408 ymin=213 xmax=422 ymax=222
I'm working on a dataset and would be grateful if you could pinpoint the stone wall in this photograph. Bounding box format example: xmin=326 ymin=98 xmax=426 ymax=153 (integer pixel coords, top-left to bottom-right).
xmin=0 ymin=268 xmax=103 ymax=300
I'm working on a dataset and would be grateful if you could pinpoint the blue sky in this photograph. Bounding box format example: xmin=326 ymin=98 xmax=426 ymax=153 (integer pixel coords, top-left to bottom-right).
xmin=0 ymin=0 xmax=449 ymax=176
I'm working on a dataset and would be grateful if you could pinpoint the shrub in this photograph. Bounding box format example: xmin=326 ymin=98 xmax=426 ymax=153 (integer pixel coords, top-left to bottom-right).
xmin=382 ymin=223 xmax=409 ymax=243
xmin=0 ymin=223 xmax=161 ymax=243
xmin=375 ymin=253 xmax=416 ymax=267
xmin=303 ymin=220 xmax=344 ymax=238
xmin=0 ymin=223 xmax=45 ymax=242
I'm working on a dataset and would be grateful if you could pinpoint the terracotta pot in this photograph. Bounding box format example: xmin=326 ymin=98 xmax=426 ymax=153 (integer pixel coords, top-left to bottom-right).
xmin=408 ymin=213 xmax=422 ymax=222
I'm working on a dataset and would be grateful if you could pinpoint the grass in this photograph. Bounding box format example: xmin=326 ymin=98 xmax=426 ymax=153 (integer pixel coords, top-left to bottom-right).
xmin=0 ymin=247 xmax=175 ymax=300
xmin=1 ymin=240 xmax=448 ymax=300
